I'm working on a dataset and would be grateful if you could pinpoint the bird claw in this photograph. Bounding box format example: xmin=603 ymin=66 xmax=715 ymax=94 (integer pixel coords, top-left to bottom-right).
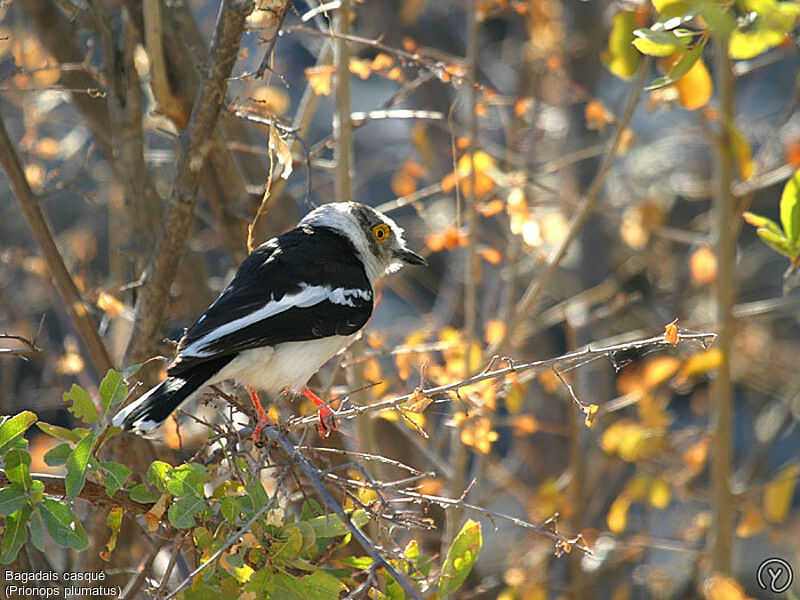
xmin=302 ymin=387 xmax=337 ymax=438
xmin=246 ymin=385 xmax=271 ymax=447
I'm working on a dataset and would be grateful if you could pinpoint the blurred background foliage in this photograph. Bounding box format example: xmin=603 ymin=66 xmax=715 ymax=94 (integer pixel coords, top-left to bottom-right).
xmin=1 ymin=0 xmax=800 ymax=598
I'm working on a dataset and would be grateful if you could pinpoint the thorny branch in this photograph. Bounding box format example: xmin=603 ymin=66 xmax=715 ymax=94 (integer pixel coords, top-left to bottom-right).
xmin=287 ymin=331 xmax=715 ymax=431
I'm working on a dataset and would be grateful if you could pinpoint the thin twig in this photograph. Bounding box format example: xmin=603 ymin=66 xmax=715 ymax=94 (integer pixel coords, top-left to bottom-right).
xmin=287 ymin=331 xmax=715 ymax=431
xmin=0 ymin=114 xmax=113 ymax=376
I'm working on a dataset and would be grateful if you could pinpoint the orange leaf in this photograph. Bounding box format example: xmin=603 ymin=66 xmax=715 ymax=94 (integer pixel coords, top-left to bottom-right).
xmin=785 ymin=139 xmax=800 ymax=168
xmin=702 ymin=574 xmax=746 ymax=600
xmin=479 ymin=199 xmax=504 ymax=216
xmin=585 ymin=99 xmax=615 ymax=132
xmin=683 ymin=438 xmax=709 ymax=475
xmin=371 ymin=53 xmax=394 ymax=71
xmin=484 ymin=319 xmax=506 ymax=344
xmin=392 ymin=171 xmax=417 ymax=197
xmin=349 ymin=58 xmax=372 ymax=79
xmin=97 ymin=291 xmax=125 ymax=318
xmin=690 ymin=246 xmax=717 ymax=285
xmin=511 ymin=415 xmax=538 ymax=435
xmin=305 ymin=65 xmax=335 ymax=96
xmin=481 ymin=247 xmax=502 ymax=264
xmin=663 ymin=319 xmax=679 ymax=345
xmin=675 ymin=57 xmax=712 ymax=111
xmin=514 ymin=98 xmax=532 ymax=116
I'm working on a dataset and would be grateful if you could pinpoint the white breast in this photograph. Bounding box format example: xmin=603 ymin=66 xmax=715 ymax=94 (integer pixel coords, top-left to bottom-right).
xmin=209 ymin=334 xmax=356 ymax=394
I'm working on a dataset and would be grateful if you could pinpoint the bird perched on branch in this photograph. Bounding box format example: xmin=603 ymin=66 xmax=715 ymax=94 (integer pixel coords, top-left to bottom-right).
xmin=113 ymin=202 xmax=427 ymax=440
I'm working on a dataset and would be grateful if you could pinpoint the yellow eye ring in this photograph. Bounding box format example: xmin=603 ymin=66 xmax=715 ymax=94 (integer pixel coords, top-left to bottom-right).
xmin=372 ymin=224 xmax=390 ymax=242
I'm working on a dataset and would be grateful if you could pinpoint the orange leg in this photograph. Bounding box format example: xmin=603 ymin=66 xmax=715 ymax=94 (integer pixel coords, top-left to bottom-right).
xmin=302 ymin=387 xmax=337 ymax=438
xmin=246 ymin=385 xmax=271 ymax=444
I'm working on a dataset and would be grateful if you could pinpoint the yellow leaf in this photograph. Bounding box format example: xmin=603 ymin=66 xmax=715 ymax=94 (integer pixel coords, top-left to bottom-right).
xmin=305 ymin=65 xmax=335 ymax=95
xmin=675 ymin=56 xmax=712 ymax=110
xmin=460 ymin=416 xmax=498 ymax=454
xmin=602 ymin=11 xmax=640 ymax=80
xmin=505 ymin=380 xmax=527 ymax=415
xmin=730 ymin=126 xmax=755 ymax=180
xmin=649 ymin=478 xmax=671 ymax=509
xmin=607 ymin=496 xmax=630 ymax=533
xmin=763 ymin=464 xmax=800 ymax=523
xmin=677 ymin=349 xmax=723 ymax=380
xmin=642 ymin=357 xmax=680 ymax=389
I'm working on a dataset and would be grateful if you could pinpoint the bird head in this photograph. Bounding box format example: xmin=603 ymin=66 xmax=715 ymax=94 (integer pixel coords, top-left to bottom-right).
xmin=299 ymin=202 xmax=427 ymax=283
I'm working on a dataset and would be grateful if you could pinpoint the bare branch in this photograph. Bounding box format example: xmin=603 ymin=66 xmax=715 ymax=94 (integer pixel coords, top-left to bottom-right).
xmin=125 ymin=0 xmax=254 ymax=364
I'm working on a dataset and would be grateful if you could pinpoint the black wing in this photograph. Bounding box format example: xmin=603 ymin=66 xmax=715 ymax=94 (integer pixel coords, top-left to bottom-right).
xmin=168 ymin=225 xmax=372 ymax=377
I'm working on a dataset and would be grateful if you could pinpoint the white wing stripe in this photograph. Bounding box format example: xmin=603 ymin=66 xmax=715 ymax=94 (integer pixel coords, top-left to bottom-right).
xmin=181 ymin=284 xmax=371 ymax=357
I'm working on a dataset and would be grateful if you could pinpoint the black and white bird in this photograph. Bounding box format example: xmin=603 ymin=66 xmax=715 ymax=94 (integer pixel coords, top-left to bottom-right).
xmin=113 ymin=202 xmax=426 ymax=438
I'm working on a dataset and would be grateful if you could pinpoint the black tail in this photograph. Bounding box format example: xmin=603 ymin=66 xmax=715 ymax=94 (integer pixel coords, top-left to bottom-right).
xmin=113 ymin=356 xmax=233 ymax=432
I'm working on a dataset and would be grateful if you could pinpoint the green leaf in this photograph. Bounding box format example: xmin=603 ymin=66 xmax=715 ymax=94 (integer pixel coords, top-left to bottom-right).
xmin=5 ymin=449 xmax=32 ymax=491
xmin=36 ymin=422 xmax=88 ymax=443
xmin=147 ymin=461 xmax=172 ymax=492
xmin=781 ymin=169 xmax=800 ymax=244
xmin=340 ymin=556 xmax=374 ymax=569
xmin=40 ymin=498 xmax=88 ymax=550
xmin=64 ymin=384 xmax=98 ymax=424
xmin=28 ymin=508 xmax=45 ymax=551
xmin=271 ymin=525 xmax=303 ymax=563
xmin=693 ymin=0 xmax=735 ymax=39
xmin=65 ymin=432 xmax=94 ymax=499
xmin=646 ymin=37 xmax=707 ymax=90
xmin=270 ymin=571 xmax=346 ymax=600
xmin=99 ymin=369 xmax=128 ymax=414
xmin=602 ymin=11 xmax=641 ymax=79
xmin=0 ymin=505 xmax=30 ymax=563
xmin=0 ymin=411 xmax=37 ymax=455
xmin=287 ymin=520 xmax=316 ymax=558
xmin=438 ymin=519 xmax=482 ymax=597
xmin=129 ymin=483 xmax=160 ymax=504
xmin=245 ymin=479 xmax=269 ymax=511
xmin=306 ymin=509 xmax=370 ymax=538
xmin=168 ymin=496 xmax=207 ymax=529
xmin=166 ymin=463 xmax=206 ymax=497
xmin=220 ymin=497 xmax=239 ymax=522
xmin=44 ymin=443 xmax=72 ymax=467
xmin=29 ymin=480 xmax=43 ymax=505
xmin=0 ymin=487 xmax=27 ymax=516
xmin=101 ymin=462 xmax=131 ymax=497
xmin=756 ymin=227 xmax=799 ymax=258
xmin=103 ymin=506 xmax=123 ymax=560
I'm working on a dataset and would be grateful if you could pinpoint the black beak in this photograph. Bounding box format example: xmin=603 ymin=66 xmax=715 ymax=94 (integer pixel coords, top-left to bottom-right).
xmin=395 ymin=248 xmax=428 ymax=266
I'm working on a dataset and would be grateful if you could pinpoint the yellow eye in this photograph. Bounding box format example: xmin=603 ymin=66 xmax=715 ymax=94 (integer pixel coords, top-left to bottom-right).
xmin=372 ymin=224 xmax=390 ymax=242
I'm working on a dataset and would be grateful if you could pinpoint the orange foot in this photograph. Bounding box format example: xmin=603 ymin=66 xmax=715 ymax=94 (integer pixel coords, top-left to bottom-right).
xmin=246 ymin=385 xmax=271 ymax=445
xmin=302 ymin=387 xmax=337 ymax=438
